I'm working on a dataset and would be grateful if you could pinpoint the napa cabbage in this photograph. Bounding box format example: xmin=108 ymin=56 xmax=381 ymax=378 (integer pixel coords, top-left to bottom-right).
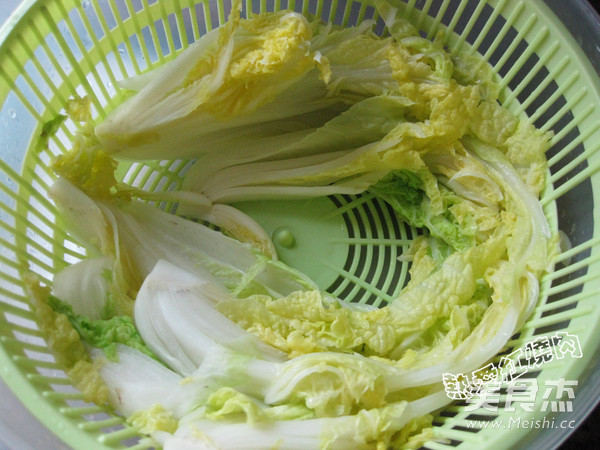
xmin=34 ymin=1 xmax=558 ymax=449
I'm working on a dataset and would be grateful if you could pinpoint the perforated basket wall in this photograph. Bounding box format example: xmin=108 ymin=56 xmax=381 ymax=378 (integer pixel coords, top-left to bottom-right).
xmin=1 ymin=0 xmax=600 ymax=448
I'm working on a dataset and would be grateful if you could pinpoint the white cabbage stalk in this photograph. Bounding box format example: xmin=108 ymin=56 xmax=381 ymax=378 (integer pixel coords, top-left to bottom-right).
xmin=49 ymin=178 xmax=317 ymax=301
xmin=188 ymin=339 xmax=475 ymax=408
xmin=116 ymin=27 xmax=221 ymax=93
xmin=134 ymin=260 xmax=286 ymax=376
xmin=519 ymin=270 xmax=541 ymax=329
xmin=93 ymin=345 xmax=216 ymax=419
xmin=201 ymin=172 xmax=386 ymax=203
xmin=93 ymin=345 xmax=183 ymax=417
xmin=192 ymin=345 xmax=280 ymax=400
xmin=49 ymin=178 xmax=116 ymax=256
xmin=445 ymin=169 xmax=504 ymax=208
xmin=49 ymin=178 xmax=142 ymax=316
xmin=95 ymin=5 xmax=343 ymax=161
xmin=163 ymin=391 xmax=449 ymax=450
xmin=178 ymin=203 xmax=277 ymax=260
xmin=198 ymin=145 xmax=380 ymax=202
xmin=183 ymin=94 xmax=412 ymax=202
xmin=52 ymin=256 xmax=112 ymax=319
xmin=112 ymin=200 xmax=316 ymax=296
xmin=387 ymin=302 xmax=521 ymax=388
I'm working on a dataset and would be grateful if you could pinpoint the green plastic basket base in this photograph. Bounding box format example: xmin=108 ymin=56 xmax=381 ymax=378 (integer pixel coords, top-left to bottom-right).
xmin=233 ymin=195 xmax=413 ymax=307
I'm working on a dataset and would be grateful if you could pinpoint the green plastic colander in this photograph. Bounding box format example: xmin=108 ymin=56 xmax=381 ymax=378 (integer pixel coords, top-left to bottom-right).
xmin=1 ymin=0 xmax=600 ymax=448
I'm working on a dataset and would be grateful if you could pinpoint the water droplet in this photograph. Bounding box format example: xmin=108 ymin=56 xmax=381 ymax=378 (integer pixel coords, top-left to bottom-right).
xmin=82 ymin=0 xmax=91 ymax=7
xmin=8 ymin=109 xmax=16 ymax=119
xmin=119 ymin=48 xmax=126 ymax=54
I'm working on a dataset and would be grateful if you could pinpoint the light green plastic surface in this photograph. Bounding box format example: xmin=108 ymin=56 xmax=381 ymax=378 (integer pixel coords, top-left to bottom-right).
xmin=236 ymin=197 xmax=352 ymax=292
xmin=234 ymin=194 xmax=412 ymax=306
xmin=1 ymin=0 xmax=600 ymax=449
